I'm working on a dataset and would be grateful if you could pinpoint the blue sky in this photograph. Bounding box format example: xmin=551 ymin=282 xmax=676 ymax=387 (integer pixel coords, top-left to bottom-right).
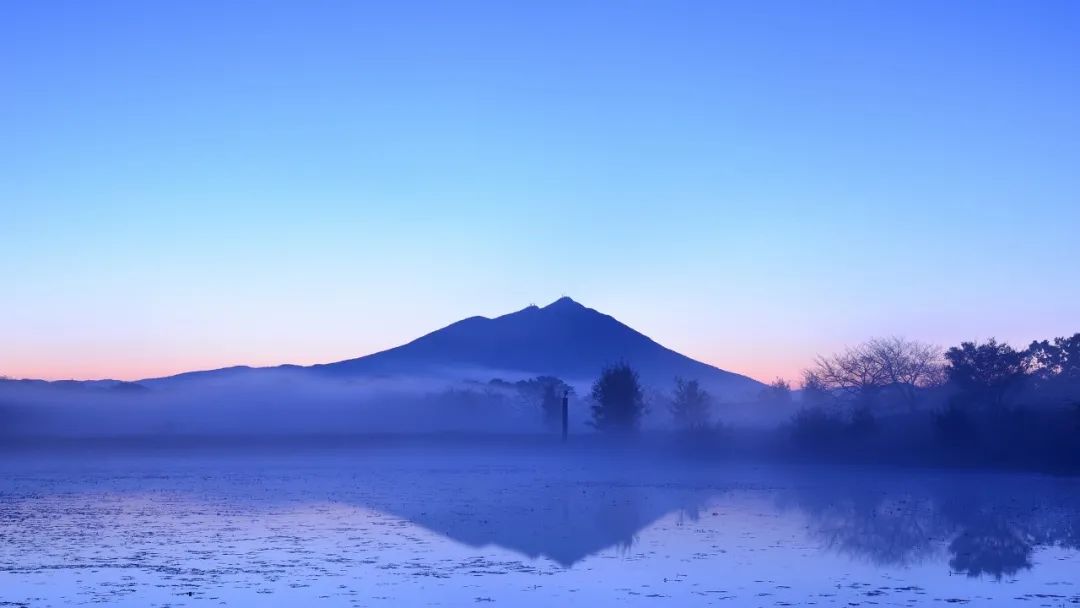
xmin=2 ymin=0 xmax=1078 ymax=381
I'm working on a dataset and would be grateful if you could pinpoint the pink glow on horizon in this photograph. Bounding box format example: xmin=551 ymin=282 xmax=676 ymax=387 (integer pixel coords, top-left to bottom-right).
xmin=4 ymin=348 xmax=790 ymax=386
xmin=0 ymin=352 xmax=343 ymax=383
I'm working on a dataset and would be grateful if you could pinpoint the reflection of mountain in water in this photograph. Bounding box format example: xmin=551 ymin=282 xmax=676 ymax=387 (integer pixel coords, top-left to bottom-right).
xmin=11 ymin=452 xmax=1076 ymax=577
xmin=777 ymin=470 xmax=1080 ymax=579
xmin=295 ymin=458 xmax=1080 ymax=574
xmin=351 ymin=464 xmax=714 ymax=567
xmin=362 ymin=461 xmax=1080 ymax=575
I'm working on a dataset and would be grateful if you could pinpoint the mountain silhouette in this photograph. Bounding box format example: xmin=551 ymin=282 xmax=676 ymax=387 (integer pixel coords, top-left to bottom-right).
xmin=310 ymin=297 xmax=762 ymax=397
xmin=4 ymin=297 xmax=763 ymax=399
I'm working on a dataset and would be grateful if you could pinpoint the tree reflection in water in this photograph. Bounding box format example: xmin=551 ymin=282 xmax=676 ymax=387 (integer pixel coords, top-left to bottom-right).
xmin=777 ymin=470 xmax=1080 ymax=579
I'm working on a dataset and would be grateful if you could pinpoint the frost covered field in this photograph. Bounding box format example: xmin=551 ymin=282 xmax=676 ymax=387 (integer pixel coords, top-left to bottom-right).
xmin=2 ymin=446 xmax=1079 ymax=607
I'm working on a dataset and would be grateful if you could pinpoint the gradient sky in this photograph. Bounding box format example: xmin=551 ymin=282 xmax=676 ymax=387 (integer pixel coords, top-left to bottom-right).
xmin=3 ymin=0 xmax=1079 ymax=383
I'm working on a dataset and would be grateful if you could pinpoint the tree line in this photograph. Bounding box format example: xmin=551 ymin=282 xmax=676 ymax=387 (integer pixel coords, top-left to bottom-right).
xmin=541 ymin=332 xmax=1079 ymax=469
xmin=785 ymin=333 xmax=1079 ymax=469
xmin=798 ymin=333 xmax=1080 ymax=412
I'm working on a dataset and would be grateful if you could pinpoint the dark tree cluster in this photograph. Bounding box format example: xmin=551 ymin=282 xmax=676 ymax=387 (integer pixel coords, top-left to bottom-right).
xmin=587 ymin=364 xmax=720 ymax=436
xmin=589 ymin=362 xmax=645 ymax=434
xmin=944 ymin=339 xmax=1027 ymax=410
xmin=789 ymin=333 xmax=1080 ymax=471
xmin=1023 ymin=334 xmax=1080 ymax=407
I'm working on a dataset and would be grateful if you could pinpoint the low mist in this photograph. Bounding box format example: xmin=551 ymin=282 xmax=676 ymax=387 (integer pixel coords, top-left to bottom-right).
xmin=0 ymin=369 xmax=600 ymax=438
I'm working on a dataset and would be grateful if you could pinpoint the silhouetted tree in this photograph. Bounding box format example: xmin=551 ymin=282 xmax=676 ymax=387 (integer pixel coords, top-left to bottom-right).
xmin=945 ymin=339 xmax=1027 ymax=409
xmin=669 ymin=377 xmax=711 ymax=431
xmin=813 ymin=337 xmax=943 ymax=411
xmin=758 ymin=377 xmax=793 ymax=407
xmin=1026 ymin=334 xmax=1080 ymax=407
xmin=867 ymin=337 xmax=944 ymax=410
xmin=1026 ymin=334 xmax=1080 ymax=380
xmin=812 ymin=343 xmax=889 ymax=407
xmin=800 ymin=370 xmax=832 ymax=408
xmin=590 ymin=362 xmax=645 ymax=433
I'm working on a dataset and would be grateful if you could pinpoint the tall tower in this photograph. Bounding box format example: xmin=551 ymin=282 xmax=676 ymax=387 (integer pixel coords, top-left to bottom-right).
xmin=561 ymin=391 xmax=569 ymax=442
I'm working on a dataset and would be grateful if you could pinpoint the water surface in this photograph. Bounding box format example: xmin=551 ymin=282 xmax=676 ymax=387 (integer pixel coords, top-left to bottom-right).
xmin=2 ymin=447 xmax=1079 ymax=606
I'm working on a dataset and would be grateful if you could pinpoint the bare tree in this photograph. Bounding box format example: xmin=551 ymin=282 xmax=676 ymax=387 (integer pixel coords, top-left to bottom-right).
xmin=811 ymin=337 xmax=942 ymax=410
xmin=866 ymin=337 xmax=945 ymax=410
xmin=813 ymin=343 xmax=889 ymax=406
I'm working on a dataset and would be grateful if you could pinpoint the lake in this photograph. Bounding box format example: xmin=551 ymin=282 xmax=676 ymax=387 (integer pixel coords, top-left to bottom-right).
xmin=2 ymin=445 xmax=1079 ymax=606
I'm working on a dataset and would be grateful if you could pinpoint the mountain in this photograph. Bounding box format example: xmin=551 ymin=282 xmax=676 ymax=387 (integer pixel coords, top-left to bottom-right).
xmin=0 ymin=298 xmax=768 ymax=435
xmin=309 ymin=297 xmax=763 ymax=397
xmin=7 ymin=297 xmax=763 ymax=400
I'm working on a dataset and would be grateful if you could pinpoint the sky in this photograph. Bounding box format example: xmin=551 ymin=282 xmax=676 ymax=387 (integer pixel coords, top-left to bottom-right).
xmin=2 ymin=0 xmax=1079 ymax=383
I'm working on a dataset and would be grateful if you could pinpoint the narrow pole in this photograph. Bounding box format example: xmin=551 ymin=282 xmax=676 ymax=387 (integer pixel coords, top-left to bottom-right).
xmin=561 ymin=391 xmax=569 ymax=442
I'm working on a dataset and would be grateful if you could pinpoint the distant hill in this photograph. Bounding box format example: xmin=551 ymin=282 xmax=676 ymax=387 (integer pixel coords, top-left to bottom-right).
xmin=0 ymin=377 xmax=147 ymax=392
xmin=310 ymin=297 xmax=763 ymax=398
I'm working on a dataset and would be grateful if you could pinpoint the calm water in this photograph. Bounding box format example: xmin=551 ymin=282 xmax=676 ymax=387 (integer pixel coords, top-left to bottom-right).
xmin=2 ymin=447 xmax=1079 ymax=607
